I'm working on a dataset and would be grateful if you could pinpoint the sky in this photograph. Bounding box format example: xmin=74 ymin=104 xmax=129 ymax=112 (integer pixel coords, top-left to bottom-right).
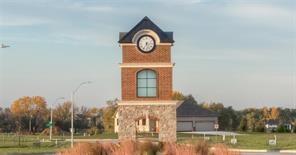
xmin=0 ymin=0 xmax=295 ymax=109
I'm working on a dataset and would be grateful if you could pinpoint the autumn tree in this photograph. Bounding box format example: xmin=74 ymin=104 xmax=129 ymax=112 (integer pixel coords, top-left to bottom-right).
xmin=10 ymin=96 xmax=48 ymax=133
xmin=201 ymin=102 xmax=224 ymax=113
xmin=202 ymin=102 xmax=240 ymax=131
xmin=172 ymin=91 xmax=186 ymax=100
xmin=239 ymin=117 xmax=248 ymax=131
xmin=53 ymin=101 xmax=73 ymax=132
xmin=102 ymin=99 xmax=118 ymax=132
xmin=88 ymin=107 xmax=104 ymax=132
xmin=75 ymin=106 xmax=93 ymax=131
xmin=262 ymin=107 xmax=270 ymax=120
xmin=270 ymin=107 xmax=280 ymax=120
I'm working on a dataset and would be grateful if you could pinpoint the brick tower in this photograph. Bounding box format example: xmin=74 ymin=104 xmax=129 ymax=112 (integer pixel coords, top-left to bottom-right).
xmin=117 ymin=16 xmax=178 ymax=142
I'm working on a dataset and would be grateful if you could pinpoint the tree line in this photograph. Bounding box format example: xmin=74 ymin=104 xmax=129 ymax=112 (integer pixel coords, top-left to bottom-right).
xmin=0 ymin=94 xmax=295 ymax=134
xmin=0 ymin=96 xmax=117 ymax=135
xmin=173 ymin=92 xmax=296 ymax=133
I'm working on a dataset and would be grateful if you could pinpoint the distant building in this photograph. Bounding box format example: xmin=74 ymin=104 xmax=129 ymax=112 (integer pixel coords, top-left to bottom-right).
xmin=265 ymin=120 xmax=279 ymax=131
xmin=114 ymin=97 xmax=218 ymax=133
xmin=265 ymin=120 xmax=293 ymax=132
xmin=176 ymin=98 xmax=218 ymax=132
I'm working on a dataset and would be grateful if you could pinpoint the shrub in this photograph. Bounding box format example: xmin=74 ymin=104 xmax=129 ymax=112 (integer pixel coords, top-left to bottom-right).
xmin=211 ymin=144 xmax=240 ymax=155
xmin=162 ymin=140 xmax=211 ymax=155
xmin=137 ymin=140 xmax=159 ymax=155
xmin=194 ymin=140 xmax=210 ymax=155
xmin=112 ymin=140 xmax=136 ymax=155
xmin=57 ymin=142 xmax=115 ymax=155
xmin=58 ymin=140 xmax=239 ymax=155
xmin=277 ymin=125 xmax=291 ymax=133
xmin=87 ymin=127 xmax=103 ymax=135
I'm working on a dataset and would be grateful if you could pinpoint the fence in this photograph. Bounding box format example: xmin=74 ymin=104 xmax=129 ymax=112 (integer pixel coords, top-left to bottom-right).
xmin=0 ymin=133 xmax=69 ymax=148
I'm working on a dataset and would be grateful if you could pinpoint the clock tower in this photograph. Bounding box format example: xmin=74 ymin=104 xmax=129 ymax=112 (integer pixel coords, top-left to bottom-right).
xmin=117 ymin=16 xmax=178 ymax=142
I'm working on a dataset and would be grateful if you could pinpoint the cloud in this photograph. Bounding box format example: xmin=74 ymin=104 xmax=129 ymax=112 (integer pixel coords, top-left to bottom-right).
xmin=189 ymin=0 xmax=202 ymax=4
xmin=176 ymin=49 xmax=274 ymax=62
xmin=68 ymin=2 xmax=114 ymax=12
xmin=0 ymin=15 xmax=51 ymax=26
xmin=51 ymin=30 xmax=114 ymax=46
xmin=225 ymin=3 xmax=294 ymax=23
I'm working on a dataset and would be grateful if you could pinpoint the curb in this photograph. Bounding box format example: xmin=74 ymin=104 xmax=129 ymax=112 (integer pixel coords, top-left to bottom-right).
xmin=229 ymin=149 xmax=296 ymax=153
xmin=229 ymin=149 xmax=267 ymax=153
xmin=280 ymin=150 xmax=296 ymax=153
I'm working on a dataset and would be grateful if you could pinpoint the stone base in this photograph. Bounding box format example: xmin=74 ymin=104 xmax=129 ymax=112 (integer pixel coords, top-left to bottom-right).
xmin=117 ymin=101 xmax=177 ymax=142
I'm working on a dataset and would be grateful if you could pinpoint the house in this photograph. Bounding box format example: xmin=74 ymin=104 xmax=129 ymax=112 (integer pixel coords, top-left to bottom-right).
xmin=176 ymin=97 xmax=218 ymax=132
xmin=114 ymin=97 xmax=218 ymax=133
xmin=265 ymin=120 xmax=279 ymax=131
xmin=265 ymin=120 xmax=293 ymax=132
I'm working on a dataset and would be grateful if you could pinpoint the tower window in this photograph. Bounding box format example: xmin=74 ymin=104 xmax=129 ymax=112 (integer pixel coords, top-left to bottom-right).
xmin=137 ymin=69 xmax=157 ymax=97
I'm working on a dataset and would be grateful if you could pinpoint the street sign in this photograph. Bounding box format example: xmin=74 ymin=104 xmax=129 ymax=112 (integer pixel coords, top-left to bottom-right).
xmin=214 ymin=123 xmax=219 ymax=129
xmin=46 ymin=121 xmax=53 ymax=127
xmin=231 ymin=138 xmax=237 ymax=144
xmin=269 ymin=135 xmax=277 ymax=146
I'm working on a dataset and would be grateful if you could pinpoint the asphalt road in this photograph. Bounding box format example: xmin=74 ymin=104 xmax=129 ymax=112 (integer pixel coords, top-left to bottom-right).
xmin=241 ymin=152 xmax=296 ymax=155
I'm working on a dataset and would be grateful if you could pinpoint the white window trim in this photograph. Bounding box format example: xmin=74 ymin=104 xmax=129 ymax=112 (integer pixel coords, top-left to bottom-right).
xmin=118 ymin=100 xmax=181 ymax=106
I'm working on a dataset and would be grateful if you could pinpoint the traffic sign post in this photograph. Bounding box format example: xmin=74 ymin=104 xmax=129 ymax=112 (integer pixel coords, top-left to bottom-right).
xmin=214 ymin=123 xmax=219 ymax=130
xmin=214 ymin=123 xmax=219 ymax=142
xmin=46 ymin=121 xmax=53 ymax=128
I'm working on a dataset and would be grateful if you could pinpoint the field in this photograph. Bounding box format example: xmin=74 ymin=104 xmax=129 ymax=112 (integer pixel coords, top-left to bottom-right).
xmin=0 ymin=133 xmax=118 ymax=154
xmin=0 ymin=132 xmax=295 ymax=154
xmin=177 ymin=132 xmax=296 ymax=150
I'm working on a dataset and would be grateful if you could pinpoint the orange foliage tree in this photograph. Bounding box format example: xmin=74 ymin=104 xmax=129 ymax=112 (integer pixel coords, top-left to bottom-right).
xmin=11 ymin=96 xmax=48 ymax=133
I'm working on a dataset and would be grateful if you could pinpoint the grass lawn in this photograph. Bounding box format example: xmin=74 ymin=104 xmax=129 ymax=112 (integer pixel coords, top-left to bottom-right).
xmin=0 ymin=142 xmax=69 ymax=154
xmin=0 ymin=132 xmax=295 ymax=153
xmin=0 ymin=132 xmax=118 ymax=154
xmin=177 ymin=132 xmax=296 ymax=150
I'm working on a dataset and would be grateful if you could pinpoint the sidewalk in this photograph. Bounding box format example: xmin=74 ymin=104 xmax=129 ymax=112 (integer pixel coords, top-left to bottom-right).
xmin=230 ymin=149 xmax=296 ymax=154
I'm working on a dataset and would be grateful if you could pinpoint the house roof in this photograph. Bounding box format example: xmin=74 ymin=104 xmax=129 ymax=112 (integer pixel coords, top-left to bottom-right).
xmin=265 ymin=119 xmax=279 ymax=125
xmin=177 ymin=98 xmax=219 ymax=117
xmin=118 ymin=16 xmax=174 ymax=43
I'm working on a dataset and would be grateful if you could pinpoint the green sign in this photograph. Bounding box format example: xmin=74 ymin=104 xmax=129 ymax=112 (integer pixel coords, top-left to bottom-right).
xmin=46 ymin=121 xmax=53 ymax=127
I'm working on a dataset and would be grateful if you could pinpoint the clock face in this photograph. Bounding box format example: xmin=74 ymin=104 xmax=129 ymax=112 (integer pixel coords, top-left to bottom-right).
xmin=137 ymin=35 xmax=155 ymax=53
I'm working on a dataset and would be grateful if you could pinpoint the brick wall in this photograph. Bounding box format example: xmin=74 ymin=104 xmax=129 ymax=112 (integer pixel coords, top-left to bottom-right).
xmin=122 ymin=45 xmax=171 ymax=63
xmin=121 ymin=67 xmax=172 ymax=100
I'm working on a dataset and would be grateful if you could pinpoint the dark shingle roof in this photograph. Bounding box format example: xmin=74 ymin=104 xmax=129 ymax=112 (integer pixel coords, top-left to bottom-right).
xmin=118 ymin=16 xmax=174 ymax=43
xmin=177 ymin=98 xmax=219 ymax=117
xmin=266 ymin=119 xmax=279 ymax=125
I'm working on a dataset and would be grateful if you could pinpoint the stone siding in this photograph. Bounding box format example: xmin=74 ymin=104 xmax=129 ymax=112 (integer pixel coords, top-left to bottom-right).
xmin=117 ymin=104 xmax=176 ymax=142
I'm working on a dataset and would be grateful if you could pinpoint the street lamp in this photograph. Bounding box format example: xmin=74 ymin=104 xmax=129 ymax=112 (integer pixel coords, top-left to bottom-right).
xmin=50 ymin=97 xmax=65 ymax=141
xmin=71 ymin=81 xmax=92 ymax=148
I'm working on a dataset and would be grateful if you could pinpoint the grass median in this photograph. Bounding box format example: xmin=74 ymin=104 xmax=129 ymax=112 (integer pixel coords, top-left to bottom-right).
xmin=0 ymin=132 xmax=295 ymax=154
xmin=177 ymin=132 xmax=296 ymax=150
xmin=0 ymin=132 xmax=118 ymax=154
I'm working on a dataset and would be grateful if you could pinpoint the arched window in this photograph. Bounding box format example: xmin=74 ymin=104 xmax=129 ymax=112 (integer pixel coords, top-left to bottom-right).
xmin=137 ymin=69 xmax=157 ymax=97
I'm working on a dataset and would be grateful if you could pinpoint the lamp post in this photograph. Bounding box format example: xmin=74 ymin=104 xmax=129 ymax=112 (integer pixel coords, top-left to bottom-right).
xmin=50 ymin=97 xmax=65 ymax=141
xmin=71 ymin=81 xmax=92 ymax=148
